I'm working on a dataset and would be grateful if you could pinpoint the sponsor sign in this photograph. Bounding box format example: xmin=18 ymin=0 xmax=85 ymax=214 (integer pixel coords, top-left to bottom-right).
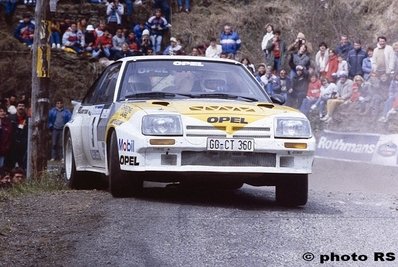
xmin=316 ymin=130 xmax=398 ymax=167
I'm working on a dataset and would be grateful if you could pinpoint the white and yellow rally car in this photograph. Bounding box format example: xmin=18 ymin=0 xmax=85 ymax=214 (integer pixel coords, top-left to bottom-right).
xmin=64 ymin=56 xmax=315 ymax=206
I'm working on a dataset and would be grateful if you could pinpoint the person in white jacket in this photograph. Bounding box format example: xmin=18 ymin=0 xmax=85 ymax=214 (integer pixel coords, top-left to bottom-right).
xmin=106 ymin=0 xmax=124 ymax=35
xmin=261 ymin=23 xmax=274 ymax=61
xmin=372 ymin=36 xmax=395 ymax=75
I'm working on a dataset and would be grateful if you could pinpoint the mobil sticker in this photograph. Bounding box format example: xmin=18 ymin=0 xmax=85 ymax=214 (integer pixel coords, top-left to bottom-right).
xmin=118 ymin=138 xmax=134 ymax=152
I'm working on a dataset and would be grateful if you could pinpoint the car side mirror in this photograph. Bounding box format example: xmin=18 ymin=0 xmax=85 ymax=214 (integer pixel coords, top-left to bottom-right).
xmin=270 ymin=94 xmax=285 ymax=105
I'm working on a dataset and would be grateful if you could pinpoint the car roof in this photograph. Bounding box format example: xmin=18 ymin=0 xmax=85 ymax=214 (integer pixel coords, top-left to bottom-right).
xmin=115 ymin=55 xmax=242 ymax=65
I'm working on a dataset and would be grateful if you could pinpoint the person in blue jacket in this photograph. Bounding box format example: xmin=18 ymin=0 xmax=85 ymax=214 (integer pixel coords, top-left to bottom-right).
xmin=48 ymin=99 xmax=71 ymax=161
xmin=219 ymin=24 xmax=241 ymax=60
xmin=14 ymin=13 xmax=35 ymax=47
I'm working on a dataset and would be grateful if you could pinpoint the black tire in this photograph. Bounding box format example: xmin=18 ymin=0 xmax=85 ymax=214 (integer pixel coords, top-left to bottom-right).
xmin=64 ymin=131 xmax=97 ymax=189
xmin=276 ymin=174 xmax=308 ymax=206
xmin=108 ymin=131 xmax=143 ymax=197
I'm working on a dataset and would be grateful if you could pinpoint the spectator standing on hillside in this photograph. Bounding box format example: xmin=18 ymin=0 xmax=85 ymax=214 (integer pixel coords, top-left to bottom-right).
xmin=362 ymin=47 xmax=374 ymax=81
xmin=5 ymin=101 xmax=29 ymax=171
xmin=220 ymin=24 xmax=241 ymax=60
xmin=261 ymin=23 xmax=274 ymax=62
xmin=62 ymin=23 xmax=85 ymax=54
xmin=177 ymin=0 xmax=191 ymax=13
xmin=335 ymin=35 xmax=353 ymax=60
xmin=0 ymin=105 xmax=12 ymax=172
xmin=372 ymin=36 xmax=395 ymax=76
xmin=205 ymin=37 xmax=222 ymax=58
xmin=106 ymin=0 xmax=124 ymax=35
xmin=48 ymin=99 xmax=71 ymax=161
xmin=14 ymin=13 xmax=35 ymax=47
xmin=315 ymin=42 xmax=329 ymax=78
xmin=152 ymin=0 xmax=171 ymax=23
xmin=287 ymin=65 xmax=309 ymax=109
xmin=321 ymin=71 xmax=353 ymax=122
xmin=265 ymin=30 xmax=287 ymax=72
xmin=347 ymin=40 xmax=366 ymax=79
xmin=325 ymin=49 xmax=339 ymax=83
xmin=147 ymin=8 xmax=170 ymax=54
xmin=254 ymin=64 xmax=266 ymax=84
xmin=290 ymin=44 xmax=310 ymax=79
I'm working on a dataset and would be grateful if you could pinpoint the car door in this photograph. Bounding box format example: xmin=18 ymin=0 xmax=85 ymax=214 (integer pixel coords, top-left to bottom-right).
xmin=80 ymin=63 xmax=121 ymax=168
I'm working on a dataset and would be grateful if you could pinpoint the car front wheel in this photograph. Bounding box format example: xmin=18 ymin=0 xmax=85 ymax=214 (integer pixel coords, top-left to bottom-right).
xmin=276 ymin=174 xmax=308 ymax=206
xmin=108 ymin=131 xmax=143 ymax=197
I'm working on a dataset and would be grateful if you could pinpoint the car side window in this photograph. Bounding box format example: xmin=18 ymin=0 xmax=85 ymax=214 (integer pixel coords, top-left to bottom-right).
xmin=82 ymin=63 xmax=121 ymax=105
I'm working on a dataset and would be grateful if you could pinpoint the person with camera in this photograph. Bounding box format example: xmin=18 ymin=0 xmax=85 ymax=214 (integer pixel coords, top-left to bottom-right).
xmin=106 ymin=0 xmax=124 ymax=35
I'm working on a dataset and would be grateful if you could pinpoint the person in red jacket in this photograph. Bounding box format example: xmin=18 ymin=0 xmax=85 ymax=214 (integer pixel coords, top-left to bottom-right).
xmin=0 ymin=105 xmax=13 ymax=172
xmin=325 ymin=49 xmax=339 ymax=83
xmin=92 ymin=28 xmax=113 ymax=59
xmin=299 ymin=73 xmax=322 ymax=116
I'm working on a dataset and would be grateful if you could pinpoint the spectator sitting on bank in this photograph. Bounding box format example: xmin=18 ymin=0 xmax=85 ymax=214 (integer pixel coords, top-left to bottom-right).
xmin=94 ymin=20 xmax=107 ymax=39
xmin=300 ymin=73 xmax=321 ymax=117
xmin=14 ymin=13 xmax=35 ymax=47
xmin=205 ymin=37 xmax=222 ymax=58
xmin=50 ymin=18 xmax=62 ymax=49
xmin=140 ymin=30 xmax=153 ymax=55
xmin=277 ymin=69 xmax=292 ymax=101
xmin=10 ymin=167 xmax=25 ymax=185
xmin=336 ymin=53 xmax=348 ymax=74
xmin=114 ymin=43 xmax=135 ymax=59
xmin=126 ymin=32 xmax=141 ymax=55
xmin=321 ymin=71 xmax=353 ymax=122
xmin=111 ymin=28 xmax=126 ymax=54
xmin=240 ymin=57 xmax=255 ymax=73
xmin=163 ymin=37 xmax=183 ymax=55
xmin=84 ymin=25 xmax=96 ymax=55
xmin=311 ymin=77 xmax=337 ymax=119
xmin=59 ymin=15 xmax=73 ymax=37
xmin=92 ymin=28 xmax=113 ymax=59
xmin=48 ymin=99 xmax=71 ymax=161
xmin=190 ymin=47 xmax=200 ymax=56
xmin=62 ymin=23 xmax=85 ymax=54
xmin=378 ymin=73 xmax=398 ymax=122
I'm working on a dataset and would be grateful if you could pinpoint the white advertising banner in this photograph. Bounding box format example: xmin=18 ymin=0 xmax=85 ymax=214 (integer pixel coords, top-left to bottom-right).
xmin=315 ymin=130 xmax=398 ymax=167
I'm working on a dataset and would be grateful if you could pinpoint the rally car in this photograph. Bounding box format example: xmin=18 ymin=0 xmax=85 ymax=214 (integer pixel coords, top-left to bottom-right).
xmin=63 ymin=56 xmax=315 ymax=206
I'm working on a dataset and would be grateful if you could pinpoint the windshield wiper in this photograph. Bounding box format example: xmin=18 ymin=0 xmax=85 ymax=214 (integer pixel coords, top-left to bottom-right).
xmin=193 ymin=93 xmax=258 ymax=102
xmin=125 ymin=92 xmax=194 ymax=99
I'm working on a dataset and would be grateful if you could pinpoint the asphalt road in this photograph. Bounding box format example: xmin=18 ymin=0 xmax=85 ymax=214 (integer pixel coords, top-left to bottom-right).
xmin=57 ymin=158 xmax=398 ymax=267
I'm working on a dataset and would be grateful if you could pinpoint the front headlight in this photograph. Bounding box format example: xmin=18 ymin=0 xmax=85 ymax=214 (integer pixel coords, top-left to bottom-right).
xmin=274 ymin=118 xmax=312 ymax=138
xmin=142 ymin=115 xmax=183 ymax=136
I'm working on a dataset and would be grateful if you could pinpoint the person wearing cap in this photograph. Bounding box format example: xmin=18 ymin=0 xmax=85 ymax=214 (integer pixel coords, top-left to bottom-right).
xmin=139 ymin=30 xmax=153 ymax=55
xmin=147 ymin=8 xmax=171 ymax=54
xmin=286 ymin=64 xmax=309 ymax=109
xmin=321 ymin=71 xmax=353 ymax=122
xmin=14 ymin=13 xmax=35 ymax=47
xmin=84 ymin=25 xmax=96 ymax=54
xmin=163 ymin=37 xmax=183 ymax=55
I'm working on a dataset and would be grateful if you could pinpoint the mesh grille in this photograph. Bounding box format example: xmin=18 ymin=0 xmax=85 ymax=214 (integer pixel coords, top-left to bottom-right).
xmin=181 ymin=151 xmax=276 ymax=167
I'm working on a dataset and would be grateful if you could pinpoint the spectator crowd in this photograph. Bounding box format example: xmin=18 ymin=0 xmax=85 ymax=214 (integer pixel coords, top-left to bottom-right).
xmin=2 ymin=0 xmax=398 ymax=186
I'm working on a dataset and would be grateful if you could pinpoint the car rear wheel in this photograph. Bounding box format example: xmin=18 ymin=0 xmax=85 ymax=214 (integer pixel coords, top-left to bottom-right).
xmin=109 ymin=131 xmax=143 ymax=197
xmin=275 ymin=174 xmax=308 ymax=206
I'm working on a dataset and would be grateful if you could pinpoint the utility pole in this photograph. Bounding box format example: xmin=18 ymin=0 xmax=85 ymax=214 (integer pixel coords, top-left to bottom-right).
xmin=27 ymin=0 xmax=51 ymax=179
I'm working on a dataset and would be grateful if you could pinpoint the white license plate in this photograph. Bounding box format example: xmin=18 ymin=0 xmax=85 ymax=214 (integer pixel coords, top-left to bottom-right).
xmin=206 ymin=138 xmax=254 ymax=152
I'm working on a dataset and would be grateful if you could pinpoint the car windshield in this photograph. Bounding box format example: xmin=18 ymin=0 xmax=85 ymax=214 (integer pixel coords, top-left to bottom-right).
xmin=118 ymin=59 xmax=270 ymax=102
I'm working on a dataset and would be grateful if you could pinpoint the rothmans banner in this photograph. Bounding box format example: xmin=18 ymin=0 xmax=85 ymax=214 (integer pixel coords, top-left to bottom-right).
xmin=316 ymin=130 xmax=398 ymax=167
